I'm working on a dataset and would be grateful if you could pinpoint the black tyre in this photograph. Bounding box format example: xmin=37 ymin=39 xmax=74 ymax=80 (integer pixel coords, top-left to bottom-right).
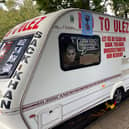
xmin=113 ymin=88 xmax=123 ymax=105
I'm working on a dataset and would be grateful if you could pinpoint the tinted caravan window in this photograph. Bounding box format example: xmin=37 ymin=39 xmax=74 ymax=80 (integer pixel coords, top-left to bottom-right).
xmin=59 ymin=34 xmax=100 ymax=71
xmin=0 ymin=35 xmax=33 ymax=78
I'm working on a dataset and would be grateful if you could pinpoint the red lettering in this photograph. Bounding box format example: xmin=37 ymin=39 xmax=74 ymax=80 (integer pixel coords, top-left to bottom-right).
xmin=99 ymin=16 xmax=104 ymax=31
xmin=112 ymin=36 xmax=115 ymax=41
xmin=105 ymin=47 xmax=125 ymax=53
xmin=119 ymin=37 xmax=122 ymax=41
xmin=104 ymin=48 xmax=112 ymax=53
xmin=22 ymin=22 xmax=31 ymax=31
xmin=107 ymin=54 xmax=112 ymax=58
xmin=113 ymin=42 xmax=119 ymax=47
xmin=5 ymin=16 xmax=47 ymax=37
xmin=122 ymin=21 xmax=126 ymax=33
xmin=125 ymin=22 xmax=129 ymax=33
xmin=120 ymin=52 xmax=123 ymax=56
xmin=123 ymin=37 xmax=126 ymax=41
xmin=102 ymin=36 xmax=106 ymax=41
xmin=116 ymin=37 xmax=119 ymax=41
xmin=105 ymin=42 xmax=112 ymax=47
xmin=78 ymin=12 xmax=82 ymax=29
xmin=119 ymin=21 xmax=122 ymax=32
xmin=114 ymin=20 xmax=118 ymax=32
xmin=113 ymin=52 xmax=123 ymax=58
xmin=27 ymin=18 xmax=39 ymax=30
xmin=113 ymin=53 xmax=118 ymax=57
xmin=4 ymin=30 xmax=12 ymax=37
xmin=12 ymin=27 xmax=18 ymax=35
xmin=107 ymin=36 xmax=111 ymax=41
xmin=18 ymin=23 xmax=27 ymax=32
xmin=105 ymin=18 xmax=110 ymax=31
xmin=114 ymin=20 xmax=129 ymax=33
xmin=32 ymin=16 xmax=47 ymax=29
xmin=122 ymin=47 xmax=125 ymax=51
xmin=119 ymin=42 xmax=124 ymax=46
xmin=104 ymin=48 xmax=120 ymax=53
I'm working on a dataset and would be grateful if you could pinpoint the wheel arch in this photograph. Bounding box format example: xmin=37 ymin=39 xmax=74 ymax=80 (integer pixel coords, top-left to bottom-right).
xmin=110 ymin=81 xmax=126 ymax=100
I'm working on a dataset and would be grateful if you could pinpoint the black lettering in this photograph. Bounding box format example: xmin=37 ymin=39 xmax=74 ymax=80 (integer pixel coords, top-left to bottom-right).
xmin=26 ymin=47 xmax=35 ymax=54
xmin=1 ymin=100 xmax=11 ymax=109
xmin=8 ymin=80 xmax=18 ymax=90
xmin=21 ymin=55 xmax=30 ymax=64
xmin=4 ymin=90 xmax=12 ymax=100
xmin=30 ymin=39 xmax=37 ymax=47
xmin=34 ymin=31 xmax=43 ymax=38
xmin=13 ymin=71 xmax=23 ymax=80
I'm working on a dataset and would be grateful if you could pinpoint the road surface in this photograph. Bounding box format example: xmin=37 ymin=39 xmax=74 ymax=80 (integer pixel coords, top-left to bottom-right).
xmin=85 ymin=97 xmax=129 ymax=129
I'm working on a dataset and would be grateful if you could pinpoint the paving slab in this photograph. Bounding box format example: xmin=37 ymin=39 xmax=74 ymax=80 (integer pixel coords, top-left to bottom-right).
xmin=85 ymin=98 xmax=129 ymax=129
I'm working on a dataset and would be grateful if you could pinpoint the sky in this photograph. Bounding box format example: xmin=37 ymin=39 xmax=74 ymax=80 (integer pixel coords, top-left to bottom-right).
xmin=106 ymin=0 xmax=114 ymax=15
xmin=16 ymin=0 xmax=24 ymax=5
xmin=0 ymin=2 xmax=8 ymax=11
xmin=0 ymin=0 xmax=29 ymax=10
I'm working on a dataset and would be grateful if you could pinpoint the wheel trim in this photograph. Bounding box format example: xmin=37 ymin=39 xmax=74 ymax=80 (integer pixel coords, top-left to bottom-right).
xmin=114 ymin=90 xmax=122 ymax=104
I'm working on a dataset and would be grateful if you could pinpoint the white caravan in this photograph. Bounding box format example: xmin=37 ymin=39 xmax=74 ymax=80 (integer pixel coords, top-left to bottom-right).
xmin=0 ymin=8 xmax=129 ymax=129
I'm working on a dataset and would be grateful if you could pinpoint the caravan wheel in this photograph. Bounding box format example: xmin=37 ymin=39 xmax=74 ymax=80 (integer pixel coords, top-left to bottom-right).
xmin=113 ymin=88 xmax=123 ymax=105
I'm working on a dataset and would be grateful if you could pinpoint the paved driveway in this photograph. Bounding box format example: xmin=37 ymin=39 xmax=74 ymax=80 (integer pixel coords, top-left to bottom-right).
xmin=85 ymin=97 xmax=129 ymax=129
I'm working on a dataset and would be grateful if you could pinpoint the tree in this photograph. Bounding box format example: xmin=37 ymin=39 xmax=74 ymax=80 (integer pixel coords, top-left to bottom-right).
xmin=73 ymin=0 xmax=90 ymax=10
xmin=36 ymin=0 xmax=107 ymax=14
xmin=111 ymin=0 xmax=129 ymax=18
xmin=91 ymin=0 xmax=108 ymax=12
xmin=36 ymin=0 xmax=74 ymax=13
xmin=0 ymin=0 xmax=40 ymax=41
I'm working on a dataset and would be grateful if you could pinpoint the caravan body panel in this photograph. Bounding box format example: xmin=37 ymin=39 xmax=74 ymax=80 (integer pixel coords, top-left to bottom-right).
xmin=0 ymin=8 xmax=128 ymax=129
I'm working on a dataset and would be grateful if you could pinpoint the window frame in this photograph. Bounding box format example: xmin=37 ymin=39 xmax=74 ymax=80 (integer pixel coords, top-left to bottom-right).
xmin=0 ymin=34 xmax=33 ymax=78
xmin=59 ymin=33 xmax=101 ymax=71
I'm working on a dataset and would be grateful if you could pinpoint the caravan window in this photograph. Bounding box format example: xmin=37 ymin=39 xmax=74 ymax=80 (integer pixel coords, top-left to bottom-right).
xmin=59 ymin=33 xmax=100 ymax=71
xmin=0 ymin=35 xmax=33 ymax=78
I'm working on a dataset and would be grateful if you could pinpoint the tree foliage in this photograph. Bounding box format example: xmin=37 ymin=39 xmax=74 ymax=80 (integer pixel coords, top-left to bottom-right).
xmin=36 ymin=0 xmax=129 ymax=18
xmin=91 ymin=0 xmax=107 ymax=12
xmin=0 ymin=0 xmax=40 ymax=41
xmin=36 ymin=0 xmax=73 ymax=13
xmin=36 ymin=0 xmax=107 ymax=14
xmin=111 ymin=0 xmax=129 ymax=18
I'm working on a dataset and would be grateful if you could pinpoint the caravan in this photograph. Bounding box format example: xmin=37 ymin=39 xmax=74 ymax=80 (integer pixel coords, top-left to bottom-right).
xmin=0 ymin=8 xmax=128 ymax=129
